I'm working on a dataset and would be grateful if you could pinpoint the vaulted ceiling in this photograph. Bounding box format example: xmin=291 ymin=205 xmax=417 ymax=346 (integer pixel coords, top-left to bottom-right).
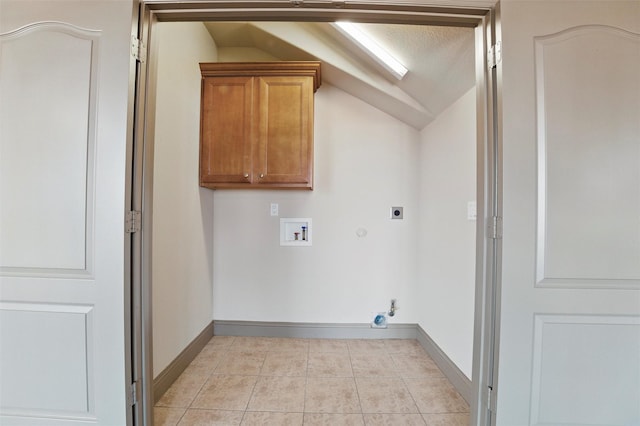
xmin=204 ymin=21 xmax=475 ymax=130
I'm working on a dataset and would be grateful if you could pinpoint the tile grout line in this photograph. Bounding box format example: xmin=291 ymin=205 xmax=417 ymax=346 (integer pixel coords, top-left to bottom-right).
xmin=242 ymin=340 xmax=270 ymax=417
xmin=177 ymin=336 xmax=235 ymax=424
xmin=302 ymin=342 xmax=309 ymax=423
xmin=347 ymin=340 xmax=365 ymax=421
xmin=386 ymin=345 xmax=424 ymax=418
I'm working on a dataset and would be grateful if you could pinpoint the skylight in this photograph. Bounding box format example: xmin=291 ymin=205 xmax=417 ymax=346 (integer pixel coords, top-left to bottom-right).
xmin=333 ymin=21 xmax=409 ymax=80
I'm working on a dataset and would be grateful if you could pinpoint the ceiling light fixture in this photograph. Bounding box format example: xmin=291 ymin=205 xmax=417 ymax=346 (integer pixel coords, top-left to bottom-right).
xmin=333 ymin=21 xmax=408 ymax=80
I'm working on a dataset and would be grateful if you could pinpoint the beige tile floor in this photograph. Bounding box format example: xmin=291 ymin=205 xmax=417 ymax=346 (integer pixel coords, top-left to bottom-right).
xmin=155 ymin=336 xmax=469 ymax=426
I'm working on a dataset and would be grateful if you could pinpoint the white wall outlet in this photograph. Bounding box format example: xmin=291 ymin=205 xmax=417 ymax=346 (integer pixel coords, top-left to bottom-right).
xmin=270 ymin=203 xmax=279 ymax=217
xmin=467 ymin=201 xmax=477 ymax=221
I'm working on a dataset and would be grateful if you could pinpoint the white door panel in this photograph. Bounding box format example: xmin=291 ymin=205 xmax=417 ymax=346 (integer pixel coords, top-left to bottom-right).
xmin=499 ymin=1 xmax=640 ymax=425
xmin=0 ymin=303 xmax=93 ymax=414
xmin=0 ymin=22 xmax=96 ymax=274
xmin=536 ymin=25 xmax=640 ymax=286
xmin=530 ymin=315 xmax=640 ymax=426
xmin=0 ymin=1 xmax=133 ymax=424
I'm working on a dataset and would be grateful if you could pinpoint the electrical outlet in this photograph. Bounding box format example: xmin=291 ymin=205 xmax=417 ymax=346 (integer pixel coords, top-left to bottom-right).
xmin=270 ymin=203 xmax=279 ymax=216
xmin=390 ymin=206 xmax=403 ymax=219
xmin=467 ymin=201 xmax=477 ymax=221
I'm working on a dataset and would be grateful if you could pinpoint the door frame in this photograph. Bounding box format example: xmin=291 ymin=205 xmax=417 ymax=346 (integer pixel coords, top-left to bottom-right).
xmin=127 ymin=1 xmax=152 ymax=425
xmin=129 ymin=2 xmax=502 ymax=425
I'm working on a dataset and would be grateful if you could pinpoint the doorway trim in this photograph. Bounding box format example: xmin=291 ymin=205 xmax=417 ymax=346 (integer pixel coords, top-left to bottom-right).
xmin=130 ymin=2 xmax=502 ymax=425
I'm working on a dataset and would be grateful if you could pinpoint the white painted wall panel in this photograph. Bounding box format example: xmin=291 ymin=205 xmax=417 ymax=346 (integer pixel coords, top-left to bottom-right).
xmin=152 ymin=22 xmax=218 ymax=377
xmin=0 ymin=303 xmax=93 ymax=415
xmin=417 ymin=87 xmax=476 ymax=379
xmin=531 ymin=315 xmax=640 ymax=425
xmin=0 ymin=24 xmax=97 ymax=274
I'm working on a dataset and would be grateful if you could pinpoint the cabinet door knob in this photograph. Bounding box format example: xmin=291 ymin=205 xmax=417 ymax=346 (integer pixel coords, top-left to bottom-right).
xmin=259 ymin=173 xmax=264 ymax=178
xmin=244 ymin=173 xmax=249 ymax=178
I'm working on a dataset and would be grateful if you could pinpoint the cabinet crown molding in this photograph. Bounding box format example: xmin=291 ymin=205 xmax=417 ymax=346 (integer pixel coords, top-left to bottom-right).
xmin=199 ymin=61 xmax=322 ymax=92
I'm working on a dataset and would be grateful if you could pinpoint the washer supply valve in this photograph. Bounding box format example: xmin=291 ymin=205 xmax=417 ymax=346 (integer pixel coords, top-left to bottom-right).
xmin=388 ymin=299 xmax=397 ymax=317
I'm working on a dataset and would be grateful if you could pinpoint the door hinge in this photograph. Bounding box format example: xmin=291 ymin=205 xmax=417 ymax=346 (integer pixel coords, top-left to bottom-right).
xmin=129 ymin=381 xmax=140 ymax=406
xmin=488 ymin=216 xmax=503 ymax=239
xmin=125 ymin=210 xmax=142 ymax=234
xmin=131 ymin=36 xmax=146 ymax=63
xmin=488 ymin=41 xmax=502 ymax=69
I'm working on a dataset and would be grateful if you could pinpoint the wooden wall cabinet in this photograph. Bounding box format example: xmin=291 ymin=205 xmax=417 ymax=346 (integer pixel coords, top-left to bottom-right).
xmin=199 ymin=62 xmax=321 ymax=190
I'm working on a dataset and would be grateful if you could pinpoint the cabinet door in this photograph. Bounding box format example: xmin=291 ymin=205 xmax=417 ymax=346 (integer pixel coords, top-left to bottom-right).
xmin=200 ymin=76 xmax=253 ymax=186
xmin=254 ymin=76 xmax=313 ymax=188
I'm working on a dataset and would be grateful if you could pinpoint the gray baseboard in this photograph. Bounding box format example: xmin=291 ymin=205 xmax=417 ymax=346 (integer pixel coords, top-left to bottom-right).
xmin=416 ymin=324 xmax=472 ymax=404
xmin=213 ymin=320 xmax=417 ymax=339
xmin=153 ymin=321 xmax=214 ymax=403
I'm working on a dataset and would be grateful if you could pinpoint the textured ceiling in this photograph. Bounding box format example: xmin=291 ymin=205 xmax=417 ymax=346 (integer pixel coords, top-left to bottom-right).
xmin=204 ymin=21 xmax=475 ymax=130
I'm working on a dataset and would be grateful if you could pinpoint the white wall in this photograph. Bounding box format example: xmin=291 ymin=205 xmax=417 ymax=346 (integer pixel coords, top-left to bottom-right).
xmin=152 ymin=22 xmax=218 ymax=377
xmin=416 ymin=87 xmax=477 ymax=379
xmin=212 ymin=83 xmax=421 ymax=324
xmin=218 ymin=47 xmax=280 ymax=62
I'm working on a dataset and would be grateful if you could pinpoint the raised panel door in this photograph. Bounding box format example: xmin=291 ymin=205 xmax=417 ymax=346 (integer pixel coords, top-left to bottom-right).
xmin=497 ymin=2 xmax=640 ymax=425
xmin=0 ymin=1 xmax=132 ymax=424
